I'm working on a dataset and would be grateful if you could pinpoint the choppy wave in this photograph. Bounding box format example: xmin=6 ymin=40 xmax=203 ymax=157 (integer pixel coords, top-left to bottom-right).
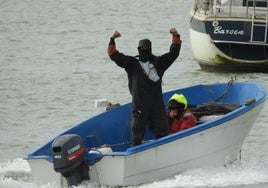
xmin=1 ymin=158 xmax=268 ymax=188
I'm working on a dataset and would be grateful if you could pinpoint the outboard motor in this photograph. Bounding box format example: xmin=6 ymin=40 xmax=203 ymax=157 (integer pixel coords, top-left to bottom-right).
xmin=52 ymin=134 xmax=89 ymax=186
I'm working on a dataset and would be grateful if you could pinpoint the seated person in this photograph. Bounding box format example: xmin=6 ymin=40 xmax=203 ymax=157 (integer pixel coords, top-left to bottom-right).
xmin=167 ymin=94 xmax=197 ymax=134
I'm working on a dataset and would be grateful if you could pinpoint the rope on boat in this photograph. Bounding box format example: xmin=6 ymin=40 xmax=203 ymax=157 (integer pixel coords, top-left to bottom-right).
xmin=215 ymin=76 xmax=236 ymax=102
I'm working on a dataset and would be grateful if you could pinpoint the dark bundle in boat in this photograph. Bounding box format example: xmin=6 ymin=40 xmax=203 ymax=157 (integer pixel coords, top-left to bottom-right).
xmin=190 ymin=101 xmax=241 ymax=119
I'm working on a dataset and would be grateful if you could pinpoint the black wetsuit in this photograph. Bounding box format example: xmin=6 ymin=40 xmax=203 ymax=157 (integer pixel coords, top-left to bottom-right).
xmin=108 ymin=36 xmax=181 ymax=146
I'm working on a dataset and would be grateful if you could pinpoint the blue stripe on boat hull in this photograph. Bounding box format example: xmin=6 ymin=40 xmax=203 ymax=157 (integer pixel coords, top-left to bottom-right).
xmin=190 ymin=18 xmax=268 ymax=43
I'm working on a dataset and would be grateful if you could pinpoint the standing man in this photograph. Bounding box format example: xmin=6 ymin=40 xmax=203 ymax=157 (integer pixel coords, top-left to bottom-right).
xmin=107 ymin=28 xmax=182 ymax=146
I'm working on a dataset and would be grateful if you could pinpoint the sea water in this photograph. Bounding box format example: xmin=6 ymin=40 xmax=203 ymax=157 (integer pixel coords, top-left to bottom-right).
xmin=0 ymin=0 xmax=268 ymax=187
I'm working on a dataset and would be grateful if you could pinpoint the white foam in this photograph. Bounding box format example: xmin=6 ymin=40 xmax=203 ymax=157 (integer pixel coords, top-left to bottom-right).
xmin=0 ymin=158 xmax=30 ymax=173
xmin=1 ymin=157 xmax=268 ymax=188
xmin=137 ymin=159 xmax=268 ymax=188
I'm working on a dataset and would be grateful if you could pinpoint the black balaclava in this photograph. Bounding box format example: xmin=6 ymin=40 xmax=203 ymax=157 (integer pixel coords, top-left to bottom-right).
xmin=138 ymin=39 xmax=153 ymax=62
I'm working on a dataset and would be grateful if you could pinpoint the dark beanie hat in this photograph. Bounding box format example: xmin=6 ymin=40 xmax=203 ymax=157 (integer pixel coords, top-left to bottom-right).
xmin=138 ymin=39 xmax=152 ymax=48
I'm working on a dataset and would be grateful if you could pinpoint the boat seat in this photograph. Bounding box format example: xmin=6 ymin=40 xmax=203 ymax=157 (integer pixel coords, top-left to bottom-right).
xmin=89 ymin=146 xmax=113 ymax=154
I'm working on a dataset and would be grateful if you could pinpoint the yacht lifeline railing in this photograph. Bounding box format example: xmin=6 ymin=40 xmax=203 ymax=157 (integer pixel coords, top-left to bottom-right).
xmin=194 ymin=0 xmax=268 ymax=44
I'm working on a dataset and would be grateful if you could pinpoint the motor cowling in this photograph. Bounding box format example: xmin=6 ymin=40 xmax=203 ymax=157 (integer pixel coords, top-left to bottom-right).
xmin=52 ymin=134 xmax=89 ymax=186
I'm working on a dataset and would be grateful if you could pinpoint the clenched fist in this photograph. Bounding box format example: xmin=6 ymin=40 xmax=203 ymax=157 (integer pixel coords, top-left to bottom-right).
xmin=111 ymin=31 xmax=121 ymax=39
xmin=169 ymin=28 xmax=179 ymax=36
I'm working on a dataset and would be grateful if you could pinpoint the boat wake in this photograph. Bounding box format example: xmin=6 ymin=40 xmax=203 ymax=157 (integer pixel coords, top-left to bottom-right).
xmin=1 ymin=157 xmax=268 ymax=188
xmin=137 ymin=156 xmax=268 ymax=188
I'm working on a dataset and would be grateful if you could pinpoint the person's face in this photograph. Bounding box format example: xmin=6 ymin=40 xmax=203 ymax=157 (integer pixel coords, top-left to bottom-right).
xmin=169 ymin=108 xmax=179 ymax=118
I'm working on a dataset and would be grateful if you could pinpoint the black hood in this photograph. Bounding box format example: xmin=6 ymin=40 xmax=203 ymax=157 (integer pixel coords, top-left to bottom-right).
xmin=138 ymin=39 xmax=153 ymax=62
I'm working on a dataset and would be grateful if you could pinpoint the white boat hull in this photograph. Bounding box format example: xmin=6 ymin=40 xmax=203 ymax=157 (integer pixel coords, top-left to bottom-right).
xmin=190 ymin=29 xmax=227 ymax=65
xmin=27 ymin=102 xmax=264 ymax=186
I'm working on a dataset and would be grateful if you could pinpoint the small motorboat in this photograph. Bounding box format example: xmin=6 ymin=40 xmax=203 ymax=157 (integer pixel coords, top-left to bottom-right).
xmin=26 ymin=80 xmax=267 ymax=187
xmin=190 ymin=0 xmax=268 ymax=72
